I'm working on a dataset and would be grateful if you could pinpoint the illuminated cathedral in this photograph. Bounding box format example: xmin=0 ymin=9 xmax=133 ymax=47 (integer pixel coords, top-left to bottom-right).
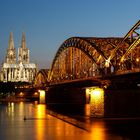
xmin=0 ymin=32 xmax=37 ymax=83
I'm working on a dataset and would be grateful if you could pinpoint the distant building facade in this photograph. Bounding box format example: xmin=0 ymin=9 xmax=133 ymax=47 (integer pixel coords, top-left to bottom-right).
xmin=0 ymin=32 xmax=37 ymax=83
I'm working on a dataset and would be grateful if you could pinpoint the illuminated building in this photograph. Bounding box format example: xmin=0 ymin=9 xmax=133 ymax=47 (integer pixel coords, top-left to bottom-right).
xmin=0 ymin=32 xmax=37 ymax=83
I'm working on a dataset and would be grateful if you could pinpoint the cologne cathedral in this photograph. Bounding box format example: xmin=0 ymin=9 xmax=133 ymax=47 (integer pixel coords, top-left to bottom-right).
xmin=0 ymin=32 xmax=37 ymax=83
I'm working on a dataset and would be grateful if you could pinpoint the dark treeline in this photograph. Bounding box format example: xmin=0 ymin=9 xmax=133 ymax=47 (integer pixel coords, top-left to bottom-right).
xmin=0 ymin=82 xmax=15 ymax=94
xmin=0 ymin=82 xmax=32 ymax=94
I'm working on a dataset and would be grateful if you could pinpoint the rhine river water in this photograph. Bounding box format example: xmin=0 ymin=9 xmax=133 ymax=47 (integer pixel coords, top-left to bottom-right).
xmin=0 ymin=101 xmax=140 ymax=140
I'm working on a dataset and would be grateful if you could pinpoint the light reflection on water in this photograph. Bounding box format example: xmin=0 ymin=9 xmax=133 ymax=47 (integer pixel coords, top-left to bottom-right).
xmin=90 ymin=121 xmax=106 ymax=140
xmin=35 ymin=104 xmax=47 ymax=140
xmin=7 ymin=102 xmax=15 ymax=117
xmin=0 ymin=102 xmax=139 ymax=140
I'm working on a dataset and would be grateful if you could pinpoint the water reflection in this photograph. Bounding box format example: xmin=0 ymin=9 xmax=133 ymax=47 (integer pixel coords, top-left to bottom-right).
xmin=1 ymin=102 xmax=140 ymax=140
xmin=34 ymin=104 xmax=88 ymax=140
xmin=90 ymin=121 xmax=106 ymax=140
xmin=19 ymin=102 xmax=24 ymax=116
xmin=35 ymin=104 xmax=46 ymax=118
xmin=90 ymin=119 xmax=135 ymax=140
xmin=6 ymin=102 xmax=15 ymax=117
xmin=35 ymin=104 xmax=47 ymax=140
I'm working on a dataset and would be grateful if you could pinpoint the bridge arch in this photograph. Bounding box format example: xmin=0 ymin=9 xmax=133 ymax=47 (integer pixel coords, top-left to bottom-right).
xmin=34 ymin=69 xmax=49 ymax=88
xmin=48 ymin=37 xmax=119 ymax=83
xmin=109 ymin=20 xmax=140 ymax=71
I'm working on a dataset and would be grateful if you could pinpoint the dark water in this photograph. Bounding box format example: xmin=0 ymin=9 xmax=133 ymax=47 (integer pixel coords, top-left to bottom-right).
xmin=47 ymin=103 xmax=140 ymax=140
xmin=0 ymin=101 xmax=140 ymax=140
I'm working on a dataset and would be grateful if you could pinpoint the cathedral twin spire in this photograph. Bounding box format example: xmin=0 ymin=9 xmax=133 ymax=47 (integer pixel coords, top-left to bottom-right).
xmin=8 ymin=32 xmax=15 ymax=50
xmin=1 ymin=32 xmax=37 ymax=83
xmin=5 ymin=32 xmax=29 ymax=64
xmin=6 ymin=32 xmax=16 ymax=63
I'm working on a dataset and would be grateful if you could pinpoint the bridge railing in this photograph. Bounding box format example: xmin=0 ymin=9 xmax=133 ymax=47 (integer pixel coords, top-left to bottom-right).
xmin=49 ymin=75 xmax=102 ymax=85
xmin=116 ymin=68 xmax=140 ymax=75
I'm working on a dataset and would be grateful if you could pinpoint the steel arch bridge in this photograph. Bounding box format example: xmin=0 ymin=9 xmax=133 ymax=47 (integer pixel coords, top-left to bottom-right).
xmin=47 ymin=20 xmax=140 ymax=84
xmin=34 ymin=69 xmax=49 ymax=88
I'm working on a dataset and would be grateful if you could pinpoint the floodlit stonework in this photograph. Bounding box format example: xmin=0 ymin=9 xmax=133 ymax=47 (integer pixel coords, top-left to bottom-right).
xmin=0 ymin=32 xmax=37 ymax=83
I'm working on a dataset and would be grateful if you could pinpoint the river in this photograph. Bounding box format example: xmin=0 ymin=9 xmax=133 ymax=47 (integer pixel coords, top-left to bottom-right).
xmin=0 ymin=101 xmax=140 ymax=140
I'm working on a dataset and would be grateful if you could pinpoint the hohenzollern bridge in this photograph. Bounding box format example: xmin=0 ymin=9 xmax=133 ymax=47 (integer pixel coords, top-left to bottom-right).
xmin=34 ymin=20 xmax=140 ymax=88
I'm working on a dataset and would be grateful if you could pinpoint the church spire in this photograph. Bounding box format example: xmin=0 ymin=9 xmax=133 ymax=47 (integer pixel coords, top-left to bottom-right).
xmin=8 ymin=32 xmax=14 ymax=49
xmin=18 ymin=32 xmax=29 ymax=63
xmin=21 ymin=32 xmax=26 ymax=49
xmin=5 ymin=32 xmax=16 ymax=63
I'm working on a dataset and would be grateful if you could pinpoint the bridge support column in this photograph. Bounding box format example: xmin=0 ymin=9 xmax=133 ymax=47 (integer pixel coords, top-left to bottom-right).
xmin=38 ymin=90 xmax=46 ymax=104
xmin=86 ymin=87 xmax=104 ymax=117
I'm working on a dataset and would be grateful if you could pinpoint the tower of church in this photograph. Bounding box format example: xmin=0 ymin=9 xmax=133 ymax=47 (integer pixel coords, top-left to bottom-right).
xmin=5 ymin=32 xmax=16 ymax=63
xmin=1 ymin=32 xmax=37 ymax=83
xmin=18 ymin=32 xmax=29 ymax=63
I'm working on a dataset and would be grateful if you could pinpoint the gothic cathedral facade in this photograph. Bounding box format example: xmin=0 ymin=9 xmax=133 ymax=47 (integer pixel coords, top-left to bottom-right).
xmin=1 ymin=32 xmax=37 ymax=83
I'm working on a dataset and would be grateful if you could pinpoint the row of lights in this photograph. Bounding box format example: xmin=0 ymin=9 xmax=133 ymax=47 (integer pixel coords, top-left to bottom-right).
xmin=19 ymin=92 xmax=39 ymax=96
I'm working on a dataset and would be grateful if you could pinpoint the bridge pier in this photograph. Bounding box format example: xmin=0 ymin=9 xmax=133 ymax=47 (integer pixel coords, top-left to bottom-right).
xmin=38 ymin=90 xmax=46 ymax=104
xmin=46 ymin=86 xmax=105 ymax=118
xmin=86 ymin=87 xmax=104 ymax=117
xmin=45 ymin=71 xmax=140 ymax=118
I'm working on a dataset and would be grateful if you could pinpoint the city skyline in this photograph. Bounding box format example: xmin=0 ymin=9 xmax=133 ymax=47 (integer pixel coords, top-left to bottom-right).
xmin=0 ymin=0 xmax=140 ymax=69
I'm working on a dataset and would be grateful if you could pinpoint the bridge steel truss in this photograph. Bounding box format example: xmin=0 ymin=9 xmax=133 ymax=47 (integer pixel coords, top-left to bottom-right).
xmin=48 ymin=37 xmax=121 ymax=83
xmin=47 ymin=20 xmax=140 ymax=84
xmin=109 ymin=20 xmax=140 ymax=72
xmin=34 ymin=69 xmax=49 ymax=88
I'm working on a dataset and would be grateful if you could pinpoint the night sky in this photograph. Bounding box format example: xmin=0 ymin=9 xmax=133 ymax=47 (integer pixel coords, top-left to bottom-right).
xmin=0 ymin=0 xmax=139 ymax=69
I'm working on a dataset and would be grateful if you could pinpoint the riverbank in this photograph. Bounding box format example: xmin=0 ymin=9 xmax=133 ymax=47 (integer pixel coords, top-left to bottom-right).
xmin=0 ymin=97 xmax=29 ymax=102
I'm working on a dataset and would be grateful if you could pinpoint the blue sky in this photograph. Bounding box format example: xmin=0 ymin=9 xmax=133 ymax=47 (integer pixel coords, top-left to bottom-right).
xmin=0 ymin=0 xmax=140 ymax=69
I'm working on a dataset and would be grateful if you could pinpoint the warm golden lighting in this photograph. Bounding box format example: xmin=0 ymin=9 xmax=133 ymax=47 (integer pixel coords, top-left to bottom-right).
xmin=36 ymin=104 xmax=46 ymax=118
xmin=86 ymin=88 xmax=90 ymax=94
xmin=38 ymin=90 xmax=45 ymax=104
xmin=19 ymin=92 xmax=24 ymax=96
xmin=86 ymin=87 xmax=104 ymax=117
xmin=35 ymin=104 xmax=46 ymax=139
xmin=34 ymin=92 xmax=38 ymax=95
xmin=120 ymin=56 xmax=125 ymax=63
xmin=7 ymin=102 xmax=15 ymax=116
xmin=136 ymin=58 xmax=139 ymax=62
xmin=105 ymin=59 xmax=110 ymax=67
xmin=11 ymin=102 xmax=14 ymax=107
xmin=84 ymin=104 xmax=90 ymax=117
xmin=92 ymin=88 xmax=103 ymax=98
xmin=90 ymin=121 xmax=106 ymax=140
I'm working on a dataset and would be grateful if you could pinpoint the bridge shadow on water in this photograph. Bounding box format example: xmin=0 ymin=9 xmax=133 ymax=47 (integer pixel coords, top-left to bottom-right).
xmin=46 ymin=103 xmax=89 ymax=121
xmin=46 ymin=103 xmax=140 ymax=139
xmin=45 ymin=82 xmax=140 ymax=139
xmin=104 ymin=118 xmax=140 ymax=140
